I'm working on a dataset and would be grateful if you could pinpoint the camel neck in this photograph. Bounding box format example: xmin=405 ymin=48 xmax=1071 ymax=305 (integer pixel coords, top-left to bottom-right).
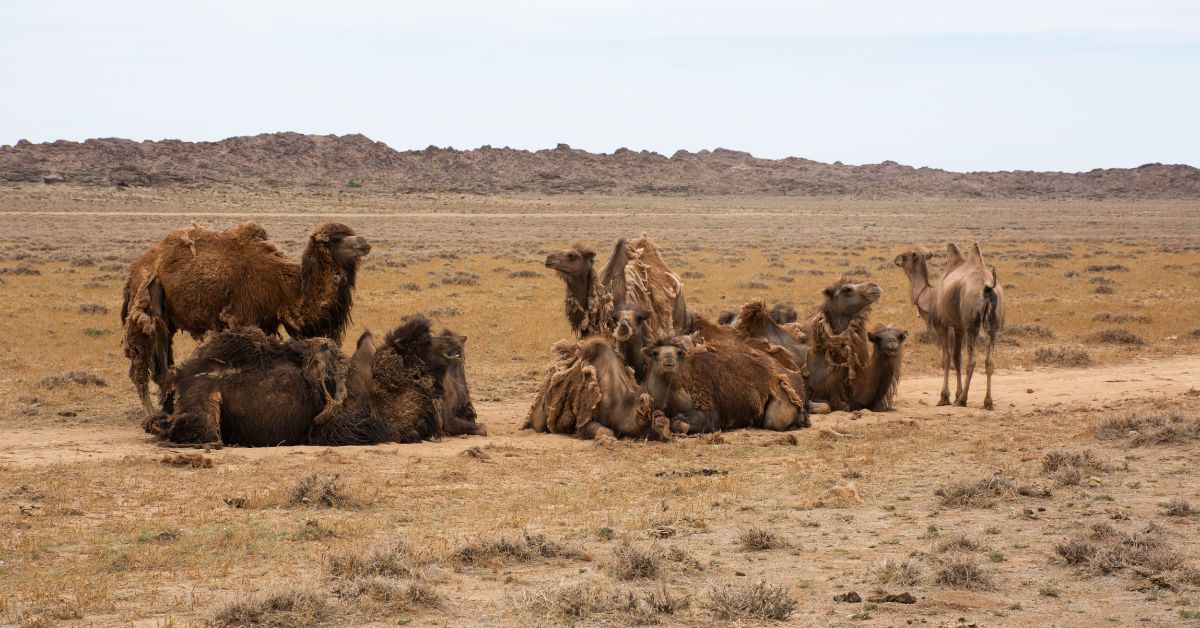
xmin=907 ymin=263 xmax=934 ymax=312
xmin=569 ymin=271 xmax=594 ymax=307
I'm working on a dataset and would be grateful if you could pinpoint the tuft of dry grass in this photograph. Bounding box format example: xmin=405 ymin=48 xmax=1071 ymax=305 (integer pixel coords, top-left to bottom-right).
xmin=36 ymin=371 xmax=107 ymax=388
xmin=935 ymin=534 xmax=982 ymax=553
xmin=609 ymin=542 xmax=661 ymax=580
xmin=738 ymin=527 xmax=785 ymax=551
xmin=1088 ymin=327 xmax=1146 ymax=346
xmin=934 ymin=556 xmax=994 ymax=590
xmin=450 ymin=530 xmax=585 ymax=566
xmin=1054 ymin=522 xmax=1200 ymax=587
xmin=525 ymin=581 xmax=691 ymax=621
xmin=1042 ymin=450 xmax=1106 ymax=486
xmin=326 ymin=541 xmax=422 ymax=580
xmin=212 ymin=587 xmax=330 ymax=627
xmin=872 ymin=557 xmax=923 ymax=586
xmin=1093 ymin=312 xmax=1151 ymax=324
xmin=1033 ymin=346 xmax=1093 ymax=367
xmin=935 ymin=476 xmax=1015 ymax=508
xmin=288 ymin=474 xmax=361 ymax=509
xmin=1097 ymin=409 xmax=1200 ymax=445
xmin=1161 ymin=498 xmax=1194 ymax=517
xmin=704 ymin=580 xmax=797 ymax=622
xmin=332 ymin=576 xmax=441 ymax=614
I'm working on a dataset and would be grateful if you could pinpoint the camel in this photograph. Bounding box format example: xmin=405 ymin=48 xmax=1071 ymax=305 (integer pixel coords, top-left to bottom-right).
xmin=852 ymin=325 xmax=908 ymax=412
xmin=526 ymin=337 xmax=666 ymax=440
xmin=731 ymin=300 xmax=808 ymax=366
xmin=148 ymin=316 xmax=485 ymax=446
xmin=770 ymin=303 xmax=799 ymax=325
xmin=805 ymin=278 xmax=882 ymax=411
xmin=935 ymin=243 xmax=1005 ymax=409
xmin=644 ymin=320 xmax=809 ymax=433
xmin=610 ymin=303 xmax=653 ymax=382
xmin=544 ymin=236 xmax=686 ymax=339
xmin=121 ymin=222 xmax=370 ymax=417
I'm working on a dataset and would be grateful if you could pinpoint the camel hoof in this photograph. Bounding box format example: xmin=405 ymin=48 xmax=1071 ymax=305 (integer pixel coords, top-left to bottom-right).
xmin=953 ymin=400 xmax=967 ymax=407
xmin=808 ymin=402 xmax=831 ymax=415
xmin=982 ymin=401 xmax=994 ymax=411
xmin=936 ymin=397 xmax=951 ymax=406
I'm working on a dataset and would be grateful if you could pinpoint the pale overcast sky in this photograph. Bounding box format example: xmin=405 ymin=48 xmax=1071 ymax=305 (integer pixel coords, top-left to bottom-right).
xmin=1 ymin=0 xmax=1197 ymax=171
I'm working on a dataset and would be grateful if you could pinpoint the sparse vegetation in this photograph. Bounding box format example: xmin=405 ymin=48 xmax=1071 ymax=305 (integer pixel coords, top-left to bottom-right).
xmin=738 ymin=527 xmax=784 ymax=551
xmin=872 ymin=557 xmax=922 ymax=586
xmin=935 ymin=476 xmax=1016 ymax=508
xmin=704 ymin=581 xmax=797 ymax=621
xmin=212 ymin=587 xmax=330 ymax=627
xmin=934 ymin=556 xmax=994 ymax=590
xmin=1034 ymin=346 xmax=1094 ymax=367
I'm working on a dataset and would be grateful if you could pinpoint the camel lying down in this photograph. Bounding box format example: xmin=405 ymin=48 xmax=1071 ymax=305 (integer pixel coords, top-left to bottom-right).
xmin=147 ymin=317 xmax=486 ymax=447
xmin=526 ymin=316 xmax=809 ymax=440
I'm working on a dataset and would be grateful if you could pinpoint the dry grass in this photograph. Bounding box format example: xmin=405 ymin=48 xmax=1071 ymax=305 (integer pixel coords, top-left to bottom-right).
xmin=704 ymin=581 xmax=797 ymax=622
xmin=1088 ymin=327 xmax=1147 ymax=346
xmin=935 ymin=476 xmax=1016 ymax=508
xmin=1055 ymin=522 xmax=1200 ymax=586
xmin=1097 ymin=408 xmax=1200 ymax=445
xmin=738 ymin=526 xmax=785 ymax=551
xmin=287 ymin=474 xmax=363 ymax=509
xmin=449 ymin=530 xmax=585 ymax=566
xmin=934 ymin=556 xmax=995 ymax=590
xmin=212 ymin=587 xmax=330 ymax=627
xmin=873 ymin=557 xmax=923 ymax=586
xmin=1033 ymin=346 xmax=1094 ymax=367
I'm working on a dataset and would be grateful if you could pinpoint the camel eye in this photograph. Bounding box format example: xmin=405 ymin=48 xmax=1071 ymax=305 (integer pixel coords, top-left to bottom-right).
xmin=841 ymin=287 xmax=852 ymax=294
xmin=567 ymin=253 xmax=578 ymax=260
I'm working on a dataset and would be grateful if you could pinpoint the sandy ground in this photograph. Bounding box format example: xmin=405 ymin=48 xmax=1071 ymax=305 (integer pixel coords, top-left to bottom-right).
xmin=3 ymin=357 xmax=1197 ymax=470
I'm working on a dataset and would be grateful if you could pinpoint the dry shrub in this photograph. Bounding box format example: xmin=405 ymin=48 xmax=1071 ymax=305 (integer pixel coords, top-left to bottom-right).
xmin=935 ymin=476 xmax=1015 ymax=508
xmin=212 ymin=587 xmax=330 ymax=627
xmin=326 ymin=540 xmax=421 ymax=579
xmin=934 ymin=556 xmax=994 ymax=590
xmin=1042 ymin=450 xmax=1106 ymax=486
xmin=1004 ymin=324 xmax=1055 ymax=340
xmin=288 ymin=474 xmax=361 ymax=509
xmin=1093 ymin=312 xmax=1150 ymax=324
xmin=1086 ymin=263 xmax=1130 ymax=272
xmin=681 ymin=270 xmax=705 ymax=279
xmin=1055 ymin=522 xmax=1199 ymax=585
xmin=1088 ymin=327 xmax=1145 ymax=346
xmin=508 ymin=269 xmax=540 ymax=279
xmin=704 ymin=580 xmax=797 ymax=622
xmin=609 ymin=542 xmax=661 ymax=580
xmin=1033 ymin=346 xmax=1093 ymax=367
xmin=526 ymin=581 xmax=691 ymax=621
xmin=160 ymin=453 xmax=214 ymax=469
xmin=450 ymin=530 xmax=585 ymax=566
xmin=935 ymin=534 xmax=982 ymax=553
xmin=1161 ymin=498 xmax=1194 ymax=517
xmin=37 ymin=371 xmax=107 ymax=388
xmin=1097 ymin=409 xmax=1200 ymax=445
xmin=332 ymin=576 xmax=441 ymax=613
xmin=78 ymin=303 xmax=109 ymax=314
xmin=873 ymin=557 xmax=922 ymax=586
xmin=738 ymin=527 xmax=785 ymax=551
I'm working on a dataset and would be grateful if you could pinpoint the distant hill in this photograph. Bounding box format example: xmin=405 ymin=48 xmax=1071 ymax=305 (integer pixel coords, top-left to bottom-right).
xmin=2 ymin=132 xmax=1197 ymax=198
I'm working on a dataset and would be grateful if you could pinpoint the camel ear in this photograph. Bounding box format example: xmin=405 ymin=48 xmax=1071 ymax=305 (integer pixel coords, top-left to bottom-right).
xmin=457 ymin=335 xmax=467 ymax=346
xmin=822 ymin=287 xmax=833 ymax=297
xmin=923 ymin=250 xmax=933 ymax=260
xmin=642 ymin=346 xmax=656 ymax=357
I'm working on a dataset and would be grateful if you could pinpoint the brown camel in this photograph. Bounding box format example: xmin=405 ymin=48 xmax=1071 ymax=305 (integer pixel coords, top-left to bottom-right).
xmin=544 ymin=236 xmax=686 ymax=339
xmin=600 ymin=236 xmax=688 ymax=338
xmin=641 ymin=339 xmax=710 ymax=434
xmin=732 ymin=300 xmax=808 ymax=366
xmin=805 ymin=278 xmax=882 ymax=411
xmin=121 ymin=222 xmax=370 ymax=416
xmin=852 ymin=325 xmax=908 ymax=412
xmin=935 ymin=243 xmax=1005 ymax=409
xmin=148 ymin=316 xmax=484 ymax=446
xmin=658 ymin=317 xmax=810 ymax=432
xmin=610 ymin=303 xmax=653 ymax=382
xmin=770 ymin=303 xmax=799 ymax=325
xmin=526 ymin=337 xmax=665 ymax=440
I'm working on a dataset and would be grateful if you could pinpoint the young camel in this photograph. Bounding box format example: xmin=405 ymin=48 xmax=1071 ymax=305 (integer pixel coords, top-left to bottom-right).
xmin=936 ymin=243 xmax=1005 ymax=410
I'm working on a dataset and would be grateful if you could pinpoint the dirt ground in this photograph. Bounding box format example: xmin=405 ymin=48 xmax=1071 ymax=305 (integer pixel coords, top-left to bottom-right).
xmin=1 ymin=188 xmax=1198 ymax=626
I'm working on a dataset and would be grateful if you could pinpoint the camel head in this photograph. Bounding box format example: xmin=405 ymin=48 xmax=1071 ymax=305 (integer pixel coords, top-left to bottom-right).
xmin=644 ymin=338 xmax=687 ymax=375
xmin=893 ymin=248 xmax=933 ymax=275
xmin=427 ymin=330 xmax=467 ymax=370
xmin=544 ymin=244 xmax=596 ymax=279
xmin=716 ymin=310 xmax=737 ymax=326
xmin=610 ymin=303 xmax=649 ymax=342
xmin=310 ymin=223 xmax=371 ymax=266
xmin=769 ymin=303 xmax=798 ymax=325
xmin=821 ymin=277 xmax=882 ymax=318
xmin=868 ymin=324 xmax=909 ymax=358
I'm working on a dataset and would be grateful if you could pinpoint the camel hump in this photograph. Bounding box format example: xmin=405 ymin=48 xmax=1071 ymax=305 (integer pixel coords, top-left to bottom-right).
xmin=945 ymin=243 xmax=965 ymax=267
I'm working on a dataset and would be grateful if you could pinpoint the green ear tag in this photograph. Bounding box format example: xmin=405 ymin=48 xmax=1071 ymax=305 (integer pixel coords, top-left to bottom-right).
xmin=589 ymin=258 xmax=596 ymax=267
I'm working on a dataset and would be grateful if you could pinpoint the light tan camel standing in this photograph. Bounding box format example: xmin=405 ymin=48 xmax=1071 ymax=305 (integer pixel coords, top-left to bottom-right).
xmin=935 ymin=243 xmax=1004 ymax=409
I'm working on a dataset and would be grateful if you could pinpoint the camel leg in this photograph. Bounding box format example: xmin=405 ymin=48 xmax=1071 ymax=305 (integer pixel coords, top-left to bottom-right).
xmin=956 ymin=330 xmax=978 ymax=407
xmin=938 ymin=328 xmax=952 ymax=406
xmin=763 ymin=396 xmax=802 ymax=431
xmin=527 ymin=403 xmax=548 ymax=432
xmin=982 ymin=331 xmax=997 ymax=411
xmin=952 ymin=328 xmax=964 ymax=403
xmin=578 ymin=422 xmax=615 ymax=440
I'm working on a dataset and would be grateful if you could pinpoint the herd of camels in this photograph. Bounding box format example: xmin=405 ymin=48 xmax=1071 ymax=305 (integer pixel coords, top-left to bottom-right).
xmin=119 ymin=222 xmax=1004 ymax=447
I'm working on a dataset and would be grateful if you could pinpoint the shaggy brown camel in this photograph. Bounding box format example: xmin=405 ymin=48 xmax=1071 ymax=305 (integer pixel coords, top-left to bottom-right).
xmin=148 ymin=316 xmax=485 ymax=446
xmin=610 ymin=303 xmax=653 ymax=382
xmin=658 ymin=317 xmax=809 ymax=432
xmin=545 ymin=236 xmax=686 ymax=339
xmin=852 ymin=324 xmax=908 ymax=412
xmin=805 ymin=278 xmax=882 ymax=411
xmin=525 ymin=337 xmax=666 ymax=440
xmin=121 ymin=222 xmax=369 ymax=416
xmin=600 ymin=236 xmax=688 ymax=338
xmin=936 ymin=243 xmax=1005 ymax=409
xmin=732 ymin=300 xmax=808 ymax=366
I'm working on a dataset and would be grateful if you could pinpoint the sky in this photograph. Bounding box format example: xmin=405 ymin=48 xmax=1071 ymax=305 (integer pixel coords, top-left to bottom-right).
xmin=1 ymin=0 xmax=1197 ymax=172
